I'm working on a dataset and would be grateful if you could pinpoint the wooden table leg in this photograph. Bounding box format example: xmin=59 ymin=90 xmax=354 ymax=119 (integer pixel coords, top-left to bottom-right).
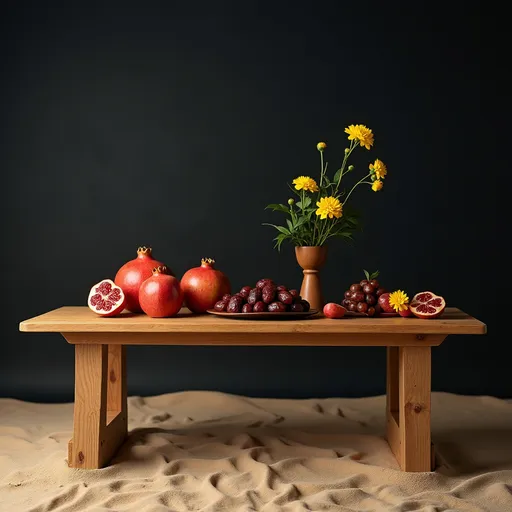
xmin=68 ymin=343 xmax=127 ymax=469
xmin=386 ymin=345 xmax=432 ymax=472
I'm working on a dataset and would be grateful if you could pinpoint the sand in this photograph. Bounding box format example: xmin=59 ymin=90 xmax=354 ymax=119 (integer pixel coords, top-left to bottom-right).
xmin=0 ymin=391 xmax=511 ymax=512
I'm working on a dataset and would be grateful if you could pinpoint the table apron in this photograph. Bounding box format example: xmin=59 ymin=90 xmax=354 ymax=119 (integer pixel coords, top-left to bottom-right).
xmin=63 ymin=332 xmax=447 ymax=346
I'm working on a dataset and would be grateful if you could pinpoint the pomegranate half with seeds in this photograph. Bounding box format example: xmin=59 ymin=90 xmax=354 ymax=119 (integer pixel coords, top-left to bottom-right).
xmin=409 ymin=291 xmax=446 ymax=319
xmin=88 ymin=279 xmax=126 ymax=317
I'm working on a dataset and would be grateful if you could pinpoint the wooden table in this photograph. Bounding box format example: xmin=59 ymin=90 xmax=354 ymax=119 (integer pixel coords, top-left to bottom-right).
xmin=19 ymin=306 xmax=486 ymax=472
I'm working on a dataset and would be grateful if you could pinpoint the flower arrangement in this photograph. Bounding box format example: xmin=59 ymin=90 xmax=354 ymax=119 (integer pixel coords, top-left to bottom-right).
xmin=264 ymin=124 xmax=388 ymax=250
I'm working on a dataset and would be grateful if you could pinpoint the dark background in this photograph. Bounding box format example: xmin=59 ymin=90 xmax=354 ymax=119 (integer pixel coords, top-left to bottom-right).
xmin=1 ymin=1 xmax=504 ymax=402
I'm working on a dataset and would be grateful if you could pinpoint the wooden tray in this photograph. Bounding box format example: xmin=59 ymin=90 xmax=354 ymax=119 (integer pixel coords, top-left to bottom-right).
xmin=206 ymin=309 xmax=319 ymax=320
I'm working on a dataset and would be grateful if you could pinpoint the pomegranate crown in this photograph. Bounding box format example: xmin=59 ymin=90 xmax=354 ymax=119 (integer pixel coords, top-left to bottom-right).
xmin=153 ymin=265 xmax=168 ymax=274
xmin=137 ymin=246 xmax=153 ymax=256
xmin=201 ymin=258 xmax=215 ymax=266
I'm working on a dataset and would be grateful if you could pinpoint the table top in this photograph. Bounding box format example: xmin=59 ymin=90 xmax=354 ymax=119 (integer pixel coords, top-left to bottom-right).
xmin=20 ymin=306 xmax=486 ymax=335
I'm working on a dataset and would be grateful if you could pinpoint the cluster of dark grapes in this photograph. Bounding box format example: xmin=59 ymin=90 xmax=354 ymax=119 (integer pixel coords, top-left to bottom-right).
xmin=214 ymin=278 xmax=311 ymax=313
xmin=342 ymin=277 xmax=387 ymax=316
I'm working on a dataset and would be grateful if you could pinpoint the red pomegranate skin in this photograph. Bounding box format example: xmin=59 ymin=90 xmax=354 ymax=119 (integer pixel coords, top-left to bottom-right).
xmin=180 ymin=258 xmax=231 ymax=313
xmin=114 ymin=247 xmax=168 ymax=313
xmin=378 ymin=292 xmax=395 ymax=313
xmin=139 ymin=266 xmax=183 ymax=318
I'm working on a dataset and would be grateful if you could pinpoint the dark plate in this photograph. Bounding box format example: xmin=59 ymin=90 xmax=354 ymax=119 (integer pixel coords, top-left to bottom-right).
xmin=206 ymin=309 xmax=319 ymax=320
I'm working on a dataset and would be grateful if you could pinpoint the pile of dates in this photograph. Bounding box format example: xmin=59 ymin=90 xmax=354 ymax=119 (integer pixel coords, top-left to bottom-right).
xmin=214 ymin=278 xmax=311 ymax=313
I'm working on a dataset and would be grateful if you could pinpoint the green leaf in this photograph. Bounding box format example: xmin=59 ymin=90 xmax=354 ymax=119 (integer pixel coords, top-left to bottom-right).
xmin=286 ymin=219 xmax=294 ymax=232
xmin=345 ymin=216 xmax=358 ymax=227
xmin=370 ymin=270 xmax=380 ymax=280
xmin=296 ymin=196 xmax=312 ymax=209
xmin=262 ymin=223 xmax=290 ymax=235
xmin=333 ymin=168 xmax=342 ymax=184
xmin=273 ymin=233 xmax=289 ymax=251
xmin=265 ymin=203 xmax=289 ymax=214
xmin=363 ymin=269 xmax=370 ymax=281
xmin=294 ymin=216 xmax=308 ymax=228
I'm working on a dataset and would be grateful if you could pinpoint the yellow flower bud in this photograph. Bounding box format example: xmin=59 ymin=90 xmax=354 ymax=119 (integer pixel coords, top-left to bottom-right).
xmin=316 ymin=142 xmax=327 ymax=152
xmin=372 ymin=180 xmax=383 ymax=192
xmin=344 ymin=148 xmax=350 ymax=154
xmin=288 ymin=198 xmax=295 ymax=205
xmin=348 ymin=165 xmax=354 ymax=171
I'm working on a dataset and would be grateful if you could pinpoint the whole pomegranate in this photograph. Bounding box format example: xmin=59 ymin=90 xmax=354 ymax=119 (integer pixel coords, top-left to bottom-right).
xmin=139 ymin=266 xmax=183 ymax=318
xmin=114 ymin=246 xmax=169 ymax=313
xmin=180 ymin=258 xmax=231 ymax=313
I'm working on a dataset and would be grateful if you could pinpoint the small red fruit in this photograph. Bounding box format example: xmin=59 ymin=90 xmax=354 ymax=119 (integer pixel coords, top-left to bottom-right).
xmin=323 ymin=302 xmax=347 ymax=319
xmin=139 ymin=266 xmax=183 ymax=318
xmin=378 ymin=292 xmax=395 ymax=313
xmin=399 ymin=307 xmax=414 ymax=317
xmin=88 ymin=279 xmax=126 ymax=317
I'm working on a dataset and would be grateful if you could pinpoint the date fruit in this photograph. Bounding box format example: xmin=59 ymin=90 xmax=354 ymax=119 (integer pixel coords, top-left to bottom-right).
xmin=253 ymin=301 xmax=267 ymax=312
xmin=239 ymin=286 xmax=252 ymax=299
xmin=222 ymin=294 xmax=231 ymax=301
xmin=268 ymin=301 xmax=287 ymax=312
xmin=262 ymin=284 xmax=277 ymax=304
xmin=276 ymin=285 xmax=287 ymax=291
xmin=242 ymin=303 xmax=253 ymax=313
xmin=300 ymin=299 xmax=311 ymax=312
xmin=214 ymin=300 xmax=227 ymax=312
xmin=227 ymin=295 xmax=243 ymax=313
xmin=256 ymin=278 xmax=274 ymax=289
xmin=277 ymin=290 xmax=293 ymax=305
xmin=247 ymin=287 xmax=262 ymax=305
xmin=290 ymin=303 xmax=304 ymax=312
xmin=289 ymin=289 xmax=300 ymax=300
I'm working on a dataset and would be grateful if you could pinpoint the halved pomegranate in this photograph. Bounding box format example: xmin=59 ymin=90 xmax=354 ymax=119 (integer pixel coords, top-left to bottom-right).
xmin=409 ymin=291 xmax=446 ymax=319
xmin=88 ymin=279 xmax=126 ymax=317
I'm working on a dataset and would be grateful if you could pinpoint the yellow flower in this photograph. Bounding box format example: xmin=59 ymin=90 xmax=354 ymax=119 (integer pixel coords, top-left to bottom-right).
xmin=388 ymin=290 xmax=410 ymax=312
xmin=316 ymin=142 xmax=327 ymax=152
xmin=369 ymin=158 xmax=387 ymax=179
xmin=316 ymin=196 xmax=343 ymax=219
xmin=372 ymin=180 xmax=383 ymax=192
xmin=344 ymin=124 xmax=374 ymax=150
xmin=292 ymin=176 xmax=319 ymax=192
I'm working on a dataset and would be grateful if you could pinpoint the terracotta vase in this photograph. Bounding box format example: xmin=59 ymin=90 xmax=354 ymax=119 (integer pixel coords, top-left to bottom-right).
xmin=295 ymin=246 xmax=327 ymax=312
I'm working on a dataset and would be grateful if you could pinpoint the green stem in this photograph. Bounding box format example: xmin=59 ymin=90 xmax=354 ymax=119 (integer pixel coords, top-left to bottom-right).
xmin=319 ymin=151 xmax=324 ymax=187
xmin=334 ymin=140 xmax=358 ymax=196
xmin=343 ymin=172 xmax=371 ymax=205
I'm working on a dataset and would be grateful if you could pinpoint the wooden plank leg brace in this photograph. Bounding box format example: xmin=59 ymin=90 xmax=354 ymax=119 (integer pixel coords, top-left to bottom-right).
xmin=386 ymin=345 xmax=432 ymax=472
xmin=68 ymin=344 xmax=127 ymax=469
